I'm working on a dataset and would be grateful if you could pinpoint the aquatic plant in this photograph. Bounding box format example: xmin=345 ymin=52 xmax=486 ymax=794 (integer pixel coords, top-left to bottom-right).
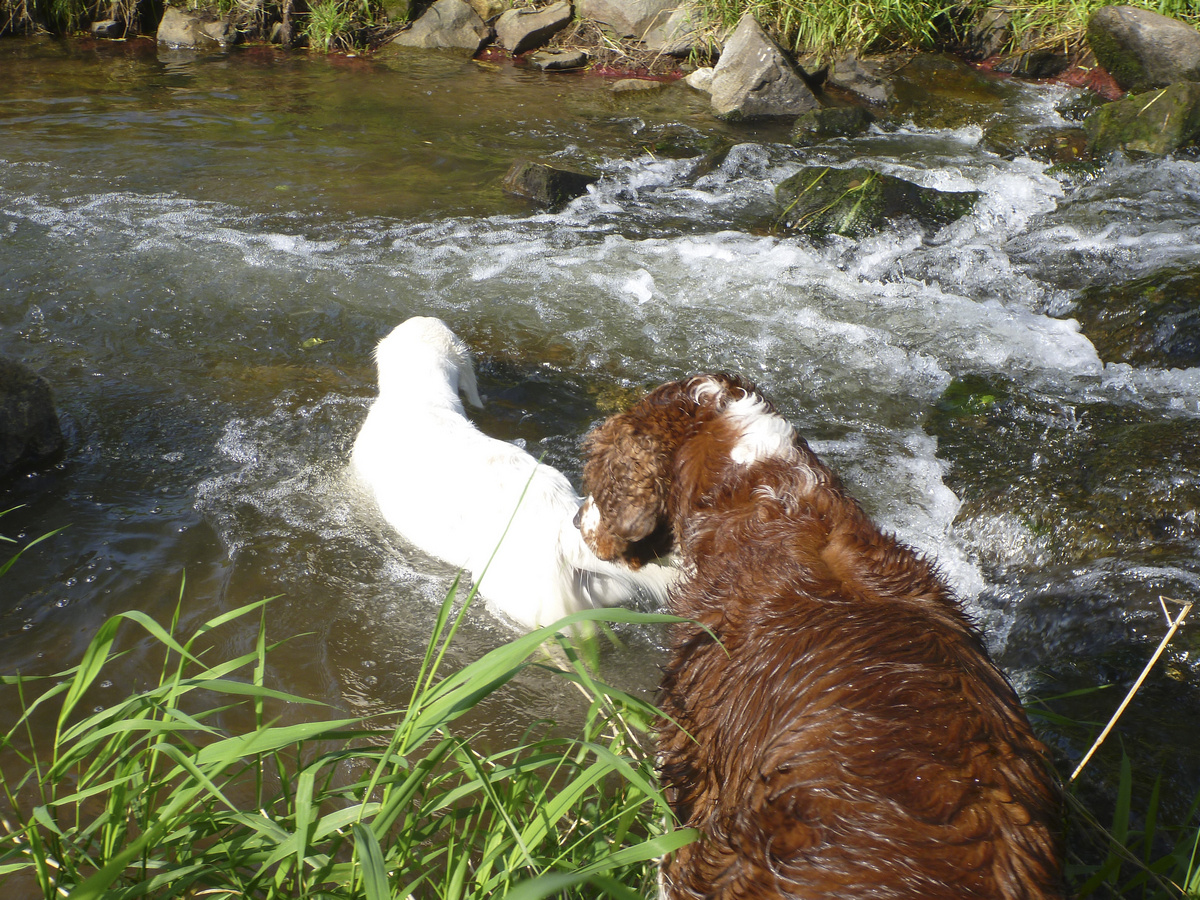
xmin=0 ymin=567 xmax=692 ymax=898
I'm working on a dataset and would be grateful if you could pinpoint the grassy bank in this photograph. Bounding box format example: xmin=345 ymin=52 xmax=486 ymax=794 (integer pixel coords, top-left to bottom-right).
xmin=0 ymin=568 xmax=692 ymax=898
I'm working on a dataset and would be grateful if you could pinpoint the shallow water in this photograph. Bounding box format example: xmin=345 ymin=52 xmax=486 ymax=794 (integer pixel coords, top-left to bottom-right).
xmin=1 ymin=37 xmax=1198 ymax=826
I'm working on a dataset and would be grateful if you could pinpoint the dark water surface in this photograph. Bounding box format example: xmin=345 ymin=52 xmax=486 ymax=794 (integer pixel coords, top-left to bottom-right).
xmin=2 ymin=36 xmax=1198 ymax=834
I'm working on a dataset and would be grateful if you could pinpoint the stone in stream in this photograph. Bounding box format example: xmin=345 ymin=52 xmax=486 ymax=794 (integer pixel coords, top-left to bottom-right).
xmin=0 ymin=359 xmax=64 ymax=480
xmin=1069 ymin=266 xmax=1200 ymax=368
xmin=156 ymin=6 xmax=237 ymax=48
xmin=709 ymin=14 xmax=820 ymax=120
xmin=1087 ymin=5 xmax=1200 ymax=93
xmin=502 ymin=159 xmax=598 ymax=207
xmin=495 ymin=1 xmax=572 ymax=55
xmin=1083 ymin=81 xmax=1200 ymax=157
xmin=774 ymin=165 xmax=979 ymax=239
xmin=386 ymin=0 xmax=491 ymax=54
xmin=527 ymin=49 xmax=589 ymax=71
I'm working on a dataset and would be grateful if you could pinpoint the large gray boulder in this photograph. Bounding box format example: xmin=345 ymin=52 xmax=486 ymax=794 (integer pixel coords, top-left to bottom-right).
xmin=1084 ymin=80 xmax=1200 ymax=157
xmin=388 ymin=0 xmax=492 ymax=53
xmin=495 ymin=1 xmax=572 ymax=54
xmin=0 ymin=359 xmax=64 ymax=479
xmin=1087 ymin=6 xmax=1200 ymax=93
xmin=710 ymin=15 xmax=819 ymax=120
xmin=578 ymin=0 xmax=677 ymax=40
xmin=156 ymin=5 xmax=236 ymax=48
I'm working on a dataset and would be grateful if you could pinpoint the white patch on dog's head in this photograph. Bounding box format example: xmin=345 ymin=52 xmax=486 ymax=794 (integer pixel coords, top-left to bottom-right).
xmin=725 ymin=392 xmax=795 ymax=466
xmin=576 ymin=495 xmax=601 ymax=541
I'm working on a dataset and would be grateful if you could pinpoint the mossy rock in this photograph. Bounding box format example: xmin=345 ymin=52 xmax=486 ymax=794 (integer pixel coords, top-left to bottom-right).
xmin=1084 ymin=81 xmax=1200 ymax=158
xmin=1069 ymin=267 xmax=1200 ymax=368
xmin=927 ymin=374 xmax=1200 ymax=568
xmin=774 ymin=166 xmax=979 ymax=239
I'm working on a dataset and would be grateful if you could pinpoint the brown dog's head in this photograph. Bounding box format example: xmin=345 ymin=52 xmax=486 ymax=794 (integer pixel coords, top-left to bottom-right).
xmin=577 ymin=373 xmax=762 ymax=566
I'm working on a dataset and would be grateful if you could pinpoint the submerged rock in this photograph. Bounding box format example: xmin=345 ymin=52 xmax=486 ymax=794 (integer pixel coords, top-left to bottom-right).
xmin=502 ymin=159 xmax=598 ymax=206
xmin=495 ymin=1 xmax=572 ymax=54
xmin=156 ymin=6 xmax=237 ymax=48
xmin=1087 ymin=5 xmax=1200 ymax=93
xmin=1083 ymin=80 xmax=1200 ymax=157
xmin=387 ymin=0 xmax=491 ymax=53
xmin=889 ymin=53 xmax=1011 ymax=128
xmin=789 ymin=105 xmax=875 ymax=146
xmin=928 ymin=374 xmax=1200 ymax=569
xmin=709 ymin=14 xmax=819 ymax=120
xmin=774 ymin=165 xmax=979 ymax=238
xmin=1069 ymin=267 xmax=1200 ymax=368
xmin=0 ymin=359 xmax=64 ymax=480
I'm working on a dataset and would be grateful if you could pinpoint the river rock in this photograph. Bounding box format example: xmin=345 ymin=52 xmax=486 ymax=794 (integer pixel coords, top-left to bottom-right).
xmin=1070 ymin=266 xmax=1200 ymax=368
xmin=789 ymin=105 xmax=875 ymax=146
xmin=388 ymin=0 xmax=491 ymax=53
xmin=774 ymin=165 xmax=979 ymax=238
xmin=0 ymin=359 xmax=64 ymax=479
xmin=156 ymin=5 xmax=237 ymax=48
xmin=967 ymin=8 xmax=1012 ymax=60
xmin=929 ymin=374 xmax=1200 ymax=569
xmin=502 ymin=159 xmax=598 ymax=206
xmin=495 ymin=1 xmax=572 ymax=54
xmin=709 ymin=14 xmax=819 ymax=120
xmin=685 ymin=66 xmax=714 ymax=93
xmin=611 ymin=78 xmax=668 ymax=93
xmin=642 ymin=2 xmax=705 ymax=55
xmin=1087 ymin=5 xmax=1200 ymax=93
xmin=1084 ymin=80 xmax=1200 ymax=157
xmin=527 ymin=48 xmax=588 ymax=70
xmin=827 ymin=53 xmax=893 ymax=105
xmin=91 ymin=19 xmax=124 ymax=38
xmin=578 ymin=0 xmax=677 ymax=39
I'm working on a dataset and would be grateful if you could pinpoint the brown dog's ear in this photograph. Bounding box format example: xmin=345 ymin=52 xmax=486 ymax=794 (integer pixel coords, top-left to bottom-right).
xmin=582 ymin=418 xmax=667 ymax=548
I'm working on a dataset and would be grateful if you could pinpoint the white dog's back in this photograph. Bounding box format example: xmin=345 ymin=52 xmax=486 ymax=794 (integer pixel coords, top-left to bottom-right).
xmin=350 ymin=317 xmax=674 ymax=629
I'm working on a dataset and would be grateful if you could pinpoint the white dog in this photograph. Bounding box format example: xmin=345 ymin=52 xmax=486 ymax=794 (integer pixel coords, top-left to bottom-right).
xmin=350 ymin=316 xmax=675 ymax=630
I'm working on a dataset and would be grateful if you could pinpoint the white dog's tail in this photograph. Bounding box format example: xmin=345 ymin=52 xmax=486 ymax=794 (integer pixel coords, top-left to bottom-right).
xmin=560 ymin=526 xmax=678 ymax=612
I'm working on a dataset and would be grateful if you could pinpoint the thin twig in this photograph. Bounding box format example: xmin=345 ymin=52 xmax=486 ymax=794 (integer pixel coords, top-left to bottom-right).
xmin=1070 ymin=596 xmax=1193 ymax=783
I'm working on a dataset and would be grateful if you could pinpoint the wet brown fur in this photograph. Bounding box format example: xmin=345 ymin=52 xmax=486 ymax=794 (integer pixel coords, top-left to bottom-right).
xmin=580 ymin=374 xmax=1064 ymax=900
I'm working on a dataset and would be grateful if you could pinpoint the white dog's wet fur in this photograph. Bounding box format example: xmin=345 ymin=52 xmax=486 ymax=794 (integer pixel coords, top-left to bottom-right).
xmin=350 ymin=316 xmax=675 ymax=630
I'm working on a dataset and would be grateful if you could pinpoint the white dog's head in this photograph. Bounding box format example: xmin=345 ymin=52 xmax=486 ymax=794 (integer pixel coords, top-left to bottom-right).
xmin=374 ymin=316 xmax=483 ymax=409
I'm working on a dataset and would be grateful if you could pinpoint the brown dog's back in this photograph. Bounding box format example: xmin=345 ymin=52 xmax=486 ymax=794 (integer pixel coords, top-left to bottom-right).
xmin=579 ymin=374 xmax=1064 ymax=900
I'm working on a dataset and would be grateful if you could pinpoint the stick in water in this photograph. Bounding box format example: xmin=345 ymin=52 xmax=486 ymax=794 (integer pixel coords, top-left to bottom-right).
xmin=1070 ymin=596 xmax=1194 ymax=783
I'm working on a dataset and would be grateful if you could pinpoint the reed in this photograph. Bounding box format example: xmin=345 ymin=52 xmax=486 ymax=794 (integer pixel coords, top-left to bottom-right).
xmin=0 ymin=569 xmax=693 ymax=899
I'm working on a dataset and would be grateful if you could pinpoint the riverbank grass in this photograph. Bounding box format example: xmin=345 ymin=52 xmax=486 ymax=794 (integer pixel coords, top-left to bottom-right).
xmin=0 ymin=578 xmax=692 ymax=898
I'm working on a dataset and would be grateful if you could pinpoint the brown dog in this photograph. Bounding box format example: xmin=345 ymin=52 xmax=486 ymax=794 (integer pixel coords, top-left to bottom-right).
xmin=577 ymin=373 xmax=1063 ymax=900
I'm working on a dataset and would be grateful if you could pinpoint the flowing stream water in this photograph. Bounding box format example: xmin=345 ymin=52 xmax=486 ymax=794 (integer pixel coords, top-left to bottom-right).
xmin=2 ymin=36 xmax=1199 ymax=826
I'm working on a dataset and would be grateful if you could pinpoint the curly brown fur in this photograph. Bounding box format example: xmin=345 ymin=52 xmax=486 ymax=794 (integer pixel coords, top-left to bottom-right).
xmin=579 ymin=373 xmax=1064 ymax=900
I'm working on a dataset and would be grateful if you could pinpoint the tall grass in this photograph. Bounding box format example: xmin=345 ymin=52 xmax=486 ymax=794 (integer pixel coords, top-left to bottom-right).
xmin=686 ymin=0 xmax=1200 ymax=60
xmin=0 ymin=566 xmax=694 ymax=898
